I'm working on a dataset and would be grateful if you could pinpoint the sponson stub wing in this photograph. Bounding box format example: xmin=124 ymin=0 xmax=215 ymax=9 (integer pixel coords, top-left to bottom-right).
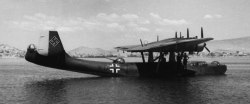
xmin=115 ymin=37 xmax=213 ymax=52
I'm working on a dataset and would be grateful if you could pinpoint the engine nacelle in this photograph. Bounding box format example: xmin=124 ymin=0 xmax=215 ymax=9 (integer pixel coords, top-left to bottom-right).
xmin=195 ymin=43 xmax=205 ymax=52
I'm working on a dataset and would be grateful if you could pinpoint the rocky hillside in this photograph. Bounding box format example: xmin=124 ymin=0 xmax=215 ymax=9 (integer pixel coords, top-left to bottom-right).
xmin=0 ymin=36 xmax=242 ymax=58
xmin=68 ymin=36 xmax=250 ymax=58
xmin=0 ymin=44 xmax=25 ymax=58
xmin=68 ymin=46 xmax=115 ymax=58
xmin=207 ymin=36 xmax=250 ymax=52
xmin=0 ymin=36 xmax=248 ymax=58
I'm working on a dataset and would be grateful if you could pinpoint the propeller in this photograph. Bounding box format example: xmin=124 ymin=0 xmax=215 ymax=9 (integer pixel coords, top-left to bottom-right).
xmin=140 ymin=39 xmax=143 ymax=47
xmin=175 ymin=32 xmax=177 ymax=38
xmin=204 ymin=43 xmax=210 ymax=53
xmin=197 ymin=27 xmax=211 ymax=53
xmin=201 ymin=27 xmax=204 ymax=38
xmin=201 ymin=27 xmax=210 ymax=52
xmin=205 ymin=46 xmax=210 ymax=53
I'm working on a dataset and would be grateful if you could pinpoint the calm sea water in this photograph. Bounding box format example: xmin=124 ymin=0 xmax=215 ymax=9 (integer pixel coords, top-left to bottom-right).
xmin=0 ymin=58 xmax=250 ymax=104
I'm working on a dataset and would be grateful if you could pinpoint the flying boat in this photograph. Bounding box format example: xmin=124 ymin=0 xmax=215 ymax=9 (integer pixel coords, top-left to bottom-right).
xmin=25 ymin=27 xmax=227 ymax=77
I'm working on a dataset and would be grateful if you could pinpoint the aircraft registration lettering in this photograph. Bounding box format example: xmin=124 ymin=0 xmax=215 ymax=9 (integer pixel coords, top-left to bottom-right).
xmin=49 ymin=36 xmax=60 ymax=47
xmin=109 ymin=64 xmax=120 ymax=74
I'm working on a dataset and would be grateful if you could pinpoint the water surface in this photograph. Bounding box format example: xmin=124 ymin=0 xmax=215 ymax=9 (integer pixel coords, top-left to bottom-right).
xmin=0 ymin=58 xmax=250 ymax=104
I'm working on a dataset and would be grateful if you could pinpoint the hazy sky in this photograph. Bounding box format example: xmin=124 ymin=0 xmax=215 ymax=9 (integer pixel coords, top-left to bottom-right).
xmin=0 ymin=0 xmax=250 ymax=51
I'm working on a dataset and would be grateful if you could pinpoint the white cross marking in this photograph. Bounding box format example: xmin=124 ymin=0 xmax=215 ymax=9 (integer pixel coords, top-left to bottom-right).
xmin=109 ymin=64 xmax=120 ymax=73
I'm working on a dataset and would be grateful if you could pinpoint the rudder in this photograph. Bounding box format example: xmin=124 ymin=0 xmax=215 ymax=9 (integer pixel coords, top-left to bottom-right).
xmin=37 ymin=31 xmax=66 ymax=57
xmin=48 ymin=31 xmax=66 ymax=56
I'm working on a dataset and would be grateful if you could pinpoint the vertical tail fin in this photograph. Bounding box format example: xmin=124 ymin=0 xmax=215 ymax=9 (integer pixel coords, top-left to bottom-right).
xmin=28 ymin=31 xmax=66 ymax=66
xmin=48 ymin=31 xmax=65 ymax=56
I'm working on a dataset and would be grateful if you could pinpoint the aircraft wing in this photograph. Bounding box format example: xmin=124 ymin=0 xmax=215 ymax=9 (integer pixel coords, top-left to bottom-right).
xmin=115 ymin=44 xmax=141 ymax=51
xmin=115 ymin=38 xmax=213 ymax=52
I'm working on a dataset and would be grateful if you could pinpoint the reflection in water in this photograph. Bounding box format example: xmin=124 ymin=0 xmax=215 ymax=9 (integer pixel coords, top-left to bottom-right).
xmin=25 ymin=79 xmax=68 ymax=104
xmin=23 ymin=77 xmax=214 ymax=104
xmin=2 ymin=59 xmax=250 ymax=104
xmin=6 ymin=72 xmax=250 ymax=104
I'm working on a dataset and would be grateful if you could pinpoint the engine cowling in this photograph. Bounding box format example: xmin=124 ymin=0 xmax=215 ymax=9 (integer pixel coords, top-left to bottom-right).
xmin=187 ymin=43 xmax=205 ymax=53
xmin=195 ymin=43 xmax=205 ymax=52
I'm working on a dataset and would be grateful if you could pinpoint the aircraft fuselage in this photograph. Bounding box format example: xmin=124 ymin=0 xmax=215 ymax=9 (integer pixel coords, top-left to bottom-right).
xmin=26 ymin=48 xmax=200 ymax=77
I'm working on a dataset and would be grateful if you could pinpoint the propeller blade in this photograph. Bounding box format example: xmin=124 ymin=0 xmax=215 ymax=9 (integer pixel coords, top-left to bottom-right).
xmin=187 ymin=28 xmax=189 ymax=38
xmin=157 ymin=35 xmax=159 ymax=42
xmin=201 ymin=27 xmax=204 ymax=38
xmin=205 ymin=46 xmax=210 ymax=53
xmin=140 ymin=39 xmax=143 ymax=47
xmin=175 ymin=32 xmax=177 ymax=38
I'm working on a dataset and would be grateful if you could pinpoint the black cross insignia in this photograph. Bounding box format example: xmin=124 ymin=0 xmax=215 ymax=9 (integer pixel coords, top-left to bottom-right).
xmin=109 ymin=64 xmax=120 ymax=73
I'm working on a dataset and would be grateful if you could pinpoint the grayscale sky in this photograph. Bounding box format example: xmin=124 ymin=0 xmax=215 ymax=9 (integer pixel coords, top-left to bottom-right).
xmin=0 ymin=0 xmax=249 ymax=51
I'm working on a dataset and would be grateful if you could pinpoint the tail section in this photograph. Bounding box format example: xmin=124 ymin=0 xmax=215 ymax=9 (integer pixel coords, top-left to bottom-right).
xmin=37 ymin=31 xmax=66 ymax=57
xmin=26 ymin=31 xmax=67 ymax=67
xmin=48 ymin=31 xmax=65 ymax=56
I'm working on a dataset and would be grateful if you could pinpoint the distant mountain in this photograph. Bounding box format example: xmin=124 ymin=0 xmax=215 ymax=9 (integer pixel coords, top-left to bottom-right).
xmin=207 ymin=36 xmax=250 ymax=52
xmin=68 ymin=46 xmax=115 ymax=58
xmin=68 ymin=36 xmax=250 ymax=58
xmin=0 ymin=44 xmax=25 ymax=58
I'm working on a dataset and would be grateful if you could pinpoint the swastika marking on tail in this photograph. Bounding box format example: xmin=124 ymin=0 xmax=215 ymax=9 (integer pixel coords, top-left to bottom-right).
xmin=49 ymin=36 xmax=60 ymax=47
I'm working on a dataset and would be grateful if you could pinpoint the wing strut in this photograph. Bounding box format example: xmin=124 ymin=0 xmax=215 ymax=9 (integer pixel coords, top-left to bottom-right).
xmin=148 ymin=52 xmax=154 ymax=62
xmin=140 ymin=39 xmax=145 ymax=63
xmin=141 ymin=52 xmax=145 ymax=63
xmin=156 ymin=52 xmax=163 ymax=73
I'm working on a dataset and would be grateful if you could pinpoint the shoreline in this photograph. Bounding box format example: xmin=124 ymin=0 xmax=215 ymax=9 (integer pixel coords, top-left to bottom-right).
xmin=1 ymin=56 xmax=250 ymax=64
